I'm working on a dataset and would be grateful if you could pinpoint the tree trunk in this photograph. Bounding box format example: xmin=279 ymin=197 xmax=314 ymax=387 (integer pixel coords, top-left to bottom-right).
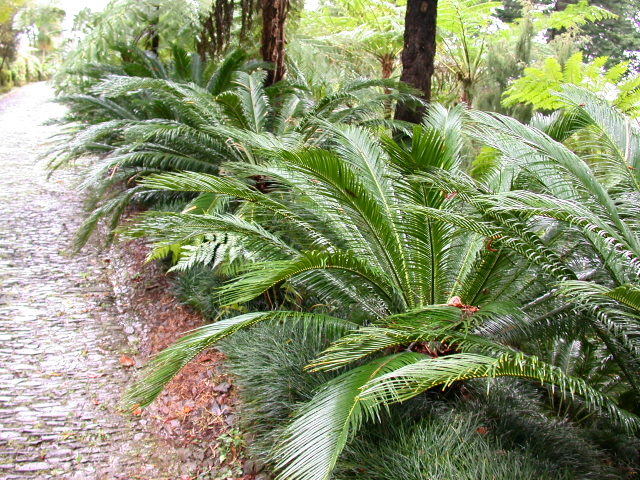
xmin=394 ymin=0 xmax=438 ymax=123
xmin=555 ymin=0 xmax=572 ymax=10
xmin=460 ymin=77 xmax=472 ymax=105
xmin=380 ymin=53 xmax=395 ymax=80
xmin=380 ymin=53 xmax=395 ymax=118
xmin=240 ymin=0 xmax=255 ymax=42
xmin=150 ymin=30 xmax=159 ymax=55
xmin=197 ymin=0 xmax=234 ymax=61
xmin=214 ymin=0 xmax=234 ymax=54
xmin=149 ymin=4 xmax=160 ymax=55
xmin=261 ymin=0 xmax=289 ymax=85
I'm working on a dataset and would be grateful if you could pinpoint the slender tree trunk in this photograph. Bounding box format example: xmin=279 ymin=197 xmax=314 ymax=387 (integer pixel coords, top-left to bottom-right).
xmin=394 ymin=0 xmax=438 ymax=123
xmin=149 ymin=4 xmax=160 ymax=55
xmin=460 ymin=77 xmax=472 ymax=105
xmin=150 ymin=31 xmax=160 ymax=55
xmin=214 ymin=0 xmax=234 ymax=54
xmin=380 ymin=53 xmax=395 ymax=79
xmin=197 ymin=0 xmax=234 ymax=61
xmin=240 ymin=0 xmax=255 ymax=42
xmin=261 ymin=0 xmax=289 ymax=85
xmin=197 ymin=8 xmax=215 ymax=61
xmin=380 ymin=53 xmax=395 ymax=118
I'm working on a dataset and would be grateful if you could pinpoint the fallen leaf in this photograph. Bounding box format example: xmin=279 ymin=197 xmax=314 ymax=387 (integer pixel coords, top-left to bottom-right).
xmin=132 ymin=405 xmax=143 ymax=416
xmin=119 ymin=355 xmax=136 ymax=367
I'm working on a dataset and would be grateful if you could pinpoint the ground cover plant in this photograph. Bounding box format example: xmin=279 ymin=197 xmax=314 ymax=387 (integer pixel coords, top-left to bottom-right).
xmin=50 ymin=0 xmax=640 ymax=478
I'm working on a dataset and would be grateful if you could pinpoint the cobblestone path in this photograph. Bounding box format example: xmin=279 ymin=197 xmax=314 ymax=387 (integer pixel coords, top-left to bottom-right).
xmin=0 ymin=84 xmax=176 ymax=478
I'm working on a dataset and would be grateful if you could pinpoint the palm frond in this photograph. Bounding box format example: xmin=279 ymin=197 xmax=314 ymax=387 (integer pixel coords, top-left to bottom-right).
xmin=359 ymin=352 xmax=640 ymax=433
xmin=124 ymin=311 xmax=357 ymax=409
xmin=273 ymin=353 xmax=423 ymax=480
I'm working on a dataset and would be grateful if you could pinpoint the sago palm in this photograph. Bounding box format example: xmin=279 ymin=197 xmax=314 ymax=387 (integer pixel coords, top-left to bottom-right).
xmin=124 ymin=102 xmax=639 ymax=480
xmin=427 ymin=86 xmax=640 ymax=400
xmin=51 ymin=52 xmax=417 ymax=250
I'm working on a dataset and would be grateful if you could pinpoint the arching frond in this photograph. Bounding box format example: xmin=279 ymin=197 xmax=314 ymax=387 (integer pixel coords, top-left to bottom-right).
xmin=272 ymin=353 xmax=423 ymax=480
xmin=124 ymin=311 xmax=358 ymax=409
xmin=359 ymin=352 xmax=640 ymax=433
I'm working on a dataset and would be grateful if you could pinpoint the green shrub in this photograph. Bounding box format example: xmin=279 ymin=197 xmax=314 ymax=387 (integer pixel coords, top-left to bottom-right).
xmin=9 ymin=55 xmax=45 ymax=86
xmin=220 ymin=320 xmax=627 ymax=479
xmin=219 ymin=319 xmax=349 ymax=459
xmin=0 ymin=54 xmax=48 ymax=91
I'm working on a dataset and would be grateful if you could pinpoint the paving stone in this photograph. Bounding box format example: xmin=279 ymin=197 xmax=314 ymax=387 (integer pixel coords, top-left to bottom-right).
xmin=0 ymin=84 xmax=198 ymax=478
xmin=14 ymin=462 xmax=49 ymax=472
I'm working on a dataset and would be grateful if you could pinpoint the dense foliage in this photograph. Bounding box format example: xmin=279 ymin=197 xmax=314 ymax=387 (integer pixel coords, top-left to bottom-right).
xmin=48 ymin=0 xmax=640 ymax=478
xmin=0 ymin=0 xmax=63 ymax=92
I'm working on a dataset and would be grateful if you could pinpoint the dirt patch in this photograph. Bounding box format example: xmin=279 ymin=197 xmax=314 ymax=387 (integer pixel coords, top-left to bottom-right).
xmin=104 ymin=237 xmax=264 ymax=479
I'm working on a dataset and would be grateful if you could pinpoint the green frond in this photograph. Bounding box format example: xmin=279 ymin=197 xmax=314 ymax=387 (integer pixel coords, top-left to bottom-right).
xmin=273 ymin=353 xmax=423 ymax=480
xmin=484 ymin=191 xmax=640 ymax=277
xmin=232 ymin=71 xmax=271 ymax=133
xmin=553 ymin=86 xmax=640 ymax=192
xmin=359 ymin=352 xmax=640 ymax=433
xmin=217 ymin=250 xmax=398 ymax=307
xmin=74 ymin=186 xmax=145 ymax=251
xmin=604 ymin=284 xmax=640 ymax=312
xmin=125 ymin=311 xmax=357 ymax=409
xmin=206 ymin=49 xmax=248 ymax=95
xmin=309 ymin=306 xmax=519 ymax=372
xmin=466 ymin=110 xmax=640 ymax=255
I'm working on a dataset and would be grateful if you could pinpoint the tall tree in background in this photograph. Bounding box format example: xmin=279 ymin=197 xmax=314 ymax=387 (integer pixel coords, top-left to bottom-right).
xmin=299 ymin=0 xmax=404 ymax=81
xmin=197 ymin=0 xmax=235 ymax=60
xmin=17 ymin=4 xmax=66 ymax=59
xmin=394 ymin=0 xmax=438 ymax=123
xmin=148 ymin=3 xmax=160 ymax=55
xmin=580 ymin=0 xmax=640 ymax=66
xmin=0 ymin=22 xmax=18 ymax=72
xmin=261 ymin=0 xmax=289 ymax=85
xmin=240 ymin=0 xmax=256 ymax=42
xmin=0 ymin=0 xmax=27 ymax=81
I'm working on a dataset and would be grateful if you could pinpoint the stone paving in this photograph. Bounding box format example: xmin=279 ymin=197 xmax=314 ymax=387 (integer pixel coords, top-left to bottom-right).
xmin=0 ymin=83 xmax=178 ymax=479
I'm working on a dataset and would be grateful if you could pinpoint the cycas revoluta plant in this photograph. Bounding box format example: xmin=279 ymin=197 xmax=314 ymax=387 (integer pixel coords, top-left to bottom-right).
xmin=428 ymin=85 xmax=640 ymax=407
xmin=124 ymin=99 xmax=639 ymax=479
xmin=50 ymin=48 xmax=417 ymax=251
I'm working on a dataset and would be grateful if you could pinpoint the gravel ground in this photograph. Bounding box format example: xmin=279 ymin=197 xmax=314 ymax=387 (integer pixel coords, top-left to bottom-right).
xmin=0 ymin=82 xmax=186 ymax=479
